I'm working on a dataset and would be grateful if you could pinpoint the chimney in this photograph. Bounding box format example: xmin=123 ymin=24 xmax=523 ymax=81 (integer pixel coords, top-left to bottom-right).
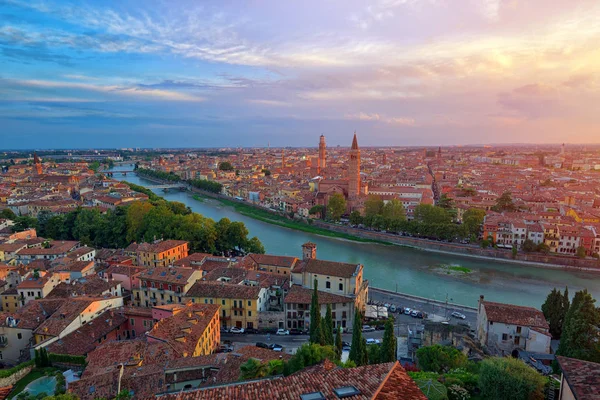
xmin=478 ymin=295 xmax=484 ymax=313
xmin=302 ymin=242 xmax=317 ymax=260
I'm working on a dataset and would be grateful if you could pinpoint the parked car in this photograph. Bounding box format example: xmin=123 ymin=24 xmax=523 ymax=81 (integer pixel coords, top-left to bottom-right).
xmin=220 ymin=327 xmax=229 ymax=333
xmin=416 ymin=312 xmax=424 ymax=319
xmin=375 ymin=324 xmax=385 ymax=331
xmin=404 ymin=308 xmax=412 ymax=315
xmin=217 ymin=344 xmax=233 ymax=353
xmin=366 ymin=338 xmax=380 ymax=345
xmin=256 ymin=342 xmax=270 ymax=349
xmin=342 ymin=345 xmax=351 ymax=352
xmin=451 ymin=311 xmax=466 ymax=319
xmin=276 ymin=329 xmax=290 ymax=335
xmin=389 ymin=305 xmax=397 ymax=313
xmin=410 ymin=310 xmax=419 ymax=318
xmin=342 ymin=341 xmax=351 ymax=347
xmin=362 ymin=325 xmax=376 ymax=332
xmin=245 ymin=328 xmax=259 ymax=334
xmin=229 ymin=327 xmax=244 ymax=334
xmin=269 ymin=344 xmax=283 ymax=351
xmin=289 ymin=329 xmax=305 ymax=335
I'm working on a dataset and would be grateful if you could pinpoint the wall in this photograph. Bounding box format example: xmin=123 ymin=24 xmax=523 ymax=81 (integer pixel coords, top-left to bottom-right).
xmin=0 ymin=327 xmax=33 ymax=365
xmin=0 ymin=365 xmax=33 ymax=386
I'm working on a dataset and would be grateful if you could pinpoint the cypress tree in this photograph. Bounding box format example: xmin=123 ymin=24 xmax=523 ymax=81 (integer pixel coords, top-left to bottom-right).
xmin=380 ymin=319 xmax=397 ymax=363
xmin=324 ymin=304 xmax=334 ymax=346
xmin=335 ymin=329 xmax=343 ymax=360
xmin=349 ymin=310 xmax=368 ymax=366
xmin=309 ymin=279 xmax=321 ymax=344
xmin=557 ymin=289 xmax=600 ymax=362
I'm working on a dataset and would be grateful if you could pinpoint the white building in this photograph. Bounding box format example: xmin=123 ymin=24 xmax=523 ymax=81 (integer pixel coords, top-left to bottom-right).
xmin=476 ymin=295 xmax=551 ymax=356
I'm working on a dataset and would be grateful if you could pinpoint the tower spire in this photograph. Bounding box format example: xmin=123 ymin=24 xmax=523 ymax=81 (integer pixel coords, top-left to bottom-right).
xmin=351 ymin=132 xmax=358 ymax=150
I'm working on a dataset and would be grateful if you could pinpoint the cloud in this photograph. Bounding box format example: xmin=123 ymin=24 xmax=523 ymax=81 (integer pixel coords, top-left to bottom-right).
xmin=247 ymin=99 xmax=290 ymax=107
xmin=345 ymin=112 xmax=415 ymax=125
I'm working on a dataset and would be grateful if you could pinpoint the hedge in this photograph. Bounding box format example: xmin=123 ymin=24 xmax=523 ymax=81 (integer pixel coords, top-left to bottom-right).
xmin=49 ymin=354 xmax=86 ymax=365
xmin=0 ymin=360 xmax=34 ymax=378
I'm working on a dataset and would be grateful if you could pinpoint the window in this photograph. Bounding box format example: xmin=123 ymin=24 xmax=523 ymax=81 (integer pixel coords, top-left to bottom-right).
xmin=248 ymin=300 xmax=251 ymax=306
xmin=222 ymin=300 xmax=226 ymax=305
xmin=502 ymin=333 xmax=508 ymax=341
xmin=248 ymin=311 xmax=252 ymax=317
xmin=130 ymin=318 xmax=135 ymax=326
xmin=301 ymin=392 xmax=326 ymax=400
xmin=339 ymin=283 xmax=343 ymax=291
xmin=334 ymin=386 xmax=361 ymax=398
xmin=326 ymin=281 xmax=331 ymax=289
xmin=204 ymin=299 xmax=208 ymax=304
xmin=17 ymin=333 xmax=22 ymax=339
xmin=516 ymin=326 xmax=522 ymax=334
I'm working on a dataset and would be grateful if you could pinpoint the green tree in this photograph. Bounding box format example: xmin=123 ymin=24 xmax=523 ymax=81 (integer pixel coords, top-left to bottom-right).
xmin=557 ymin=289 xmax=600 ymax=362
xmin=364 ymin=195 xmax=384 ymax=218
xmin=0 ymin=208 xmax=16 ymax=220
xmin=367 ymin=344 xmax=380 ymax=365
xmin=240 ymin=358 xmax=269 ymax=379
xmin=349 ymin=310 xmax=368 ymax=366
xmin=218 ymin=161 xmax=234 ymax=171
xmin=323 ymin=304 xmax=334 ymax=346
xmin=327 ymin=193 xmax=346 ymax=222
xmin=309 ymin=205 xmax=325 ymax=219
xmin=245 ymin=236 xmax=265 ymax=254
xmin=492 ymin=191 xmax=516 ymax=212
xmin=349 ymin=210 xmax=362 ymax=226
xmin=382 ymin=199 xmax=406 ymax=225
xmin=437 ymin=194 xmax=454 ymax=209
xmin=283 ymin=343 xmax=337 ymax=376
xmin=522 ymin=239 xmax=537 ymax=252
xmin=335 ymin=329 xmax=343 ymax=360
xmin=11 ymin=216 xmax=38 ymax=232
xmin=576 ymin=246 xmax=587 ymax=259
xmin=478 ymin=357 xmax=546 ymax=400
xmin=309 ymin=279 xmax=322 ymax=344
xmin=537 ymin=243 xmax=551 ymax=254
xmin=416 ymin=345 xmax=467 ymax=373
xmin=261 ymin=169 xmax=271 ymax=176
xmin=380 ymin=319 xmax=397 ymax=363
xmin=462 ymin=208 xmax=486 ymax=237
xmin=414 ymin=204 xmax=451 ymax=225
xmin=541 ymin=287 xmax=569 ymax=339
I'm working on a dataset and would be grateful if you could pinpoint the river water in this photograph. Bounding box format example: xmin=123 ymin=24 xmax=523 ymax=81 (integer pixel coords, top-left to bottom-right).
xmin=109 ymin=166 xmax=600 ymax=308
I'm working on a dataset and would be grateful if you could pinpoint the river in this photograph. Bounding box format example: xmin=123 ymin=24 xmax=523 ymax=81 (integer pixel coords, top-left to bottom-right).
xmin=109 ymin=165 xmax=600 ymax=308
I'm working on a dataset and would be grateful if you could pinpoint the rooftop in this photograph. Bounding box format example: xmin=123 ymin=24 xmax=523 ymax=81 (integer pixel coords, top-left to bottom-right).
xmin=557 ymin=356 xmax=600 ymax=400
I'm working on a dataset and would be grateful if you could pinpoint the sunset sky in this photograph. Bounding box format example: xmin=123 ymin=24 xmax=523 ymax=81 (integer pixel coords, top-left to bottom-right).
xmin=1 ymin=0 xmax=599 ymax=148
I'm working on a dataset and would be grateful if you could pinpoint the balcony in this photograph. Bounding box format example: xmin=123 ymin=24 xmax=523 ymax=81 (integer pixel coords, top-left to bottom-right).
xmin=231 ymin=306 xmax=245 ymax=311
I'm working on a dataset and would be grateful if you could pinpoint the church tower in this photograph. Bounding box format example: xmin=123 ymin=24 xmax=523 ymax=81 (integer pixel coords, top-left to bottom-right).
xmin=318 ymin=135 xmax=327 ymax=173
xmin=33 ymin=152 xmax=43 ymax=175
xmin=348 ymin=133 xmax=361 ymax=198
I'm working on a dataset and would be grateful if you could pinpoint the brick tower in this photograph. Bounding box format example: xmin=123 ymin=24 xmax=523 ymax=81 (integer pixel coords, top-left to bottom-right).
xmin=348 ymin=132 xmax=361 ymax=198
xmin=33 ymin=152 xmax=43 ymax=175
xmin=318 ymin=135 xmax=327 ymax=173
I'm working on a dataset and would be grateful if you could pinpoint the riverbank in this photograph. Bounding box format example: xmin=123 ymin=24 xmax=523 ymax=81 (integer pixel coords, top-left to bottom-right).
xmin=129 ymin=171 xmax=600 ymax=274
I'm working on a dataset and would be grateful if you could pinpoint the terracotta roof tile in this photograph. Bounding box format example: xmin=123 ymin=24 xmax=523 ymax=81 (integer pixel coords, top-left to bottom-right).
xmin=284 ymin=285 xmax=353 ymax=305
xmin=482 ymin=301 xmax=549 ymax=330
xmin=186 ymin=281 xmax=261 ymax=300
xmin=557 ymin=356 xmax=600 ymax=400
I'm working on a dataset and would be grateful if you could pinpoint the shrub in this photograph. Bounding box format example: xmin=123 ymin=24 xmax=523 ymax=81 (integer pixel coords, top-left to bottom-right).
xmin=416 ymin=345 xmax=468 ymax=373
xmin=447 ymin=384 xmax=470 ymax=400
xmin=478 ymin=357 xmax=546 ymax=400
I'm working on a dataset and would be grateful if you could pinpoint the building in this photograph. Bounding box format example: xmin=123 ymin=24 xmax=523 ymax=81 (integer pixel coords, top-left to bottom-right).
xmin=131 ymin=240 xmax=189 ymax=267
xmin=557 ymin=356 xmax=600 ymax=400
xmin=17 ymin=273 xmax=61 ymax=306
xmin=318 ymin=134 xmax=327 ymax=173
xmin=284 ymin=285 xmax=355 ymax=331
xmin=147 ymin=303 xmax=220 ymax=357
xmin=242 ymin=253 xmax=299 ymax=275
xmin=185 ymin=281 xmax=268 ymax=330
xmin=157 ymin=360 xmax=427 ymax=400
xmin=476 ymin=295 xmax=551 ymax=356
xmin=133 ymin=266 xmax=202 ymax=307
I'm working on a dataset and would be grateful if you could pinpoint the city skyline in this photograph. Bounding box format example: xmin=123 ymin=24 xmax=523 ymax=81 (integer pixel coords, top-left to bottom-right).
xmin=2 ymin=0 xmax=600 ymax=149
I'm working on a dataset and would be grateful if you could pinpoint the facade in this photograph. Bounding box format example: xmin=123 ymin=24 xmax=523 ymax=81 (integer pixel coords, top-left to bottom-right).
xmin=476 ymin=295 xmax=551 ymax=356
xmin=133 ymin=267 xmax=202 ymax=307
xmin=185 ymin=282 xmax=268 ymax=329
xmin=133 ymin=240 xmax=189 ymax=267
xmin=242 ymin=253 xmax=298 ymax=275
xmin=147 ymin=303 xmax=220 ymax=357
xmin=17 ymin=273 xmax=61 ymax=306
xmin=284 ymin=285 xmax=355 ymax=331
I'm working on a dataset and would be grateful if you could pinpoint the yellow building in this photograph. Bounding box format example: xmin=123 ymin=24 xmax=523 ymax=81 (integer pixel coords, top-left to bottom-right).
xmin=184 ymin=282 xmax=268 ymax=330
xmin=1 ymin=289 xmax=20 ymax=313
xmin=133 ymin=267 xmax=202 ymax=308
xmin=147 ymin=303 xmax=220 ymax=356
xmin=132 ymin=240 xmax=189 ymax=267
xmin=242 ymin=254 xmax=298 ymax=275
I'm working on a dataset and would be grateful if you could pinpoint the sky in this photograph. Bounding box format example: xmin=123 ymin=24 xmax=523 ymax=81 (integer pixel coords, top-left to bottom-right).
xmin=1 ymin=0 xmax=600 ymax=149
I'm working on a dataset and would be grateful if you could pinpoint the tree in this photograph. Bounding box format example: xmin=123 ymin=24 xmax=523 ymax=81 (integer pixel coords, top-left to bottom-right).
xmin=380 ymin=319 xmax=397 ymax=363
xmin=240 ymin=358 xmax=269 ymax=379
xmin=218 ymin=161 xmax=234 ymax=171
xmin=364 ymin=195 xmax=384 ymax=218
xmin=576 ymin=246 xmax=587 ymax=259
xmin=478 ymin=357 xmax=546 ymax=400
xmin=0 ymin=208 xmax=16 ymax=220
xmin=323 ymin=304 xmax=334 ymax=346
xmin=349 ymin=310 xmax=368 ymax=366
xmin=11 ymin=216 xmax=38 ymax=232
xmin=537 ymin=243 xmax=551 ymax=254
xmin=367 ymin=344 xmax=380 ymax=365
xmin=557 ymin=289 xmax=600 ymax=362
xmin=416 ymin=345 xmax=467 ymax=373
xmin=413 ymin=204 xmax=451 ymax=225
xmin=283 ymin=343 xmax=337 ymax=376
xmin=382 ymin=199 xmax=406 ymax=225
xmin=327 ymin=193 xmax=346 ymax=222
xmin=522 ymin=239 xmax=537 ymax=252
xmin=261 ymin=169 xmax=271 ymax=176
xmin=309 ymin=205 xmax=325 ymax=219
xmin=335 ymin=329 xmax=343 ymax=360
xmin=462 ymin=208 xmax=485 ymax=237
xmin=437 ymin=194 xmax=454 ymax=209
xmin=309 ymin=279 xmax=323 ymax=344
xmin=492 ymin=191 xmax=516 ymax=212
xmin=245 ymin=236 xmax=265 ymax=254
xmin=541 ymin=287 xmax=569 ymax=339
xmin=349 ymin=210 xmax=362 ymax=226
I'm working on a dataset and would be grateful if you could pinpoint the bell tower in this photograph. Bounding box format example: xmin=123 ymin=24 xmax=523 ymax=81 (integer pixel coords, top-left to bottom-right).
xmin=348 ymin=133 xmax=361 ymax=198
xmin=318 ymin=135 xmax=326 ymax=173
xmin=33 ymin=152 xmax=43 ymax=175
xmin=302 ymin=242 xmax=317 ymax=260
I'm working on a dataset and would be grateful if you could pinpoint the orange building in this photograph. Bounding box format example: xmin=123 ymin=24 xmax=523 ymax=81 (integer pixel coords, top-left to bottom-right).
xmin=132 ymin=240 xmax=189 ymax=267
